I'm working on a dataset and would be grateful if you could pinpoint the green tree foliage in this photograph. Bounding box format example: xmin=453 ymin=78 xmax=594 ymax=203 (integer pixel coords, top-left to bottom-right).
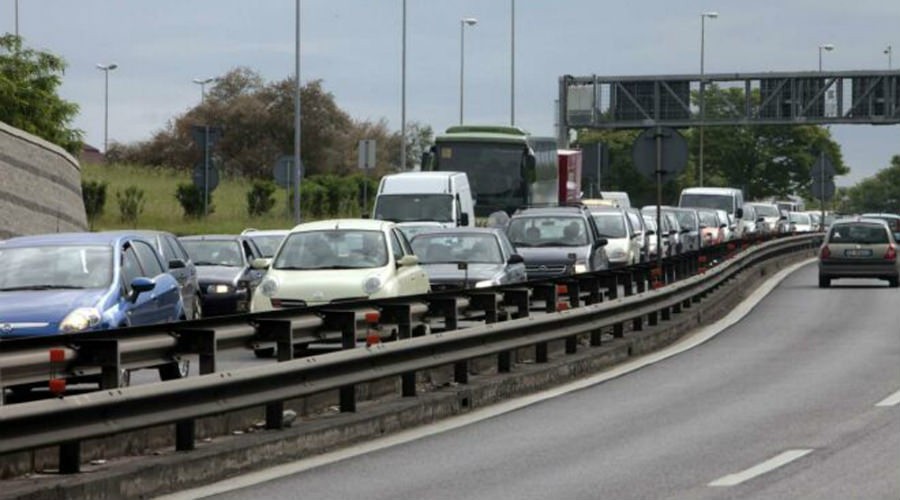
xmin=116 ymin=186 xmax=145 ymax=228
xmin=0 ymin=35 xmax=82 ymax=154
xmin=246 ymin=180 xmax=277 ymax=217
xmin=845 ymin=155 xmax=900 ymax=213
xmin=81 ymin=180 xmax=108 ymax=230
xmin=113 ymin=67 xmax=425 ymax=179
xmin=175 ymin=183 xmax=213 ymax=219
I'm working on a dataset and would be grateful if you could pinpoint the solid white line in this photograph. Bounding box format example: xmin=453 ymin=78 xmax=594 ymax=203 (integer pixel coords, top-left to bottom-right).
xmin=875 ymin=388 xmax=900 ymax=407
xmin=708 ymin=449 xmax=813 ymax=487
xmin=158 ymin=258 xmax=816 ymax=500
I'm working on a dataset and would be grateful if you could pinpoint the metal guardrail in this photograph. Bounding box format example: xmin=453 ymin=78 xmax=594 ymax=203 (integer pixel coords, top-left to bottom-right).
xmin=0 ymin=234 xmax=819 ymax=474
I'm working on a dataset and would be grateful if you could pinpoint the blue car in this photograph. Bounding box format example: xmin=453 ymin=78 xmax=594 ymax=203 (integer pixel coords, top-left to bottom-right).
xmin=0 ymin=232 xmax=185 ymax=338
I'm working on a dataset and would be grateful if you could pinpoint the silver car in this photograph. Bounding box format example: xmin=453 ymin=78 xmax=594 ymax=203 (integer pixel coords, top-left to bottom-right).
xmin=589 ymin=207 xmax=641 ymax=267
xmin=409 ymin=227 xmax=526 ymax=290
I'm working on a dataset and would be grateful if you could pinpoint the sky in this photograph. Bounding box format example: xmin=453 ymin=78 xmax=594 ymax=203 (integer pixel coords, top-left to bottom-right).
xmin=7 ymin=0 xmax=900 ymax=187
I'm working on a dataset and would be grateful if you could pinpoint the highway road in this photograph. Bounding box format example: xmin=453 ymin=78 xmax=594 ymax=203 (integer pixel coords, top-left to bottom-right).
xmin=193 ymin=261 xmax=900 ymax=499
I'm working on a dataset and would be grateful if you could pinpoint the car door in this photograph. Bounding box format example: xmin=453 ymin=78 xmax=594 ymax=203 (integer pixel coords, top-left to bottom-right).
xmin=119 ymin=243 xmax=160 ymax=326
xmin=158 ymin=235 xmax=189 ymax=304
xmin=498 ymin=232 xmax=527 ymax=282
xmin=585 ymin=215 xmax=608 ymax=271
xmin=241 ymin=238 xmax=265 ymax=290
xmin=132 ymin=240 xmax=181 ymax=323
xmin=391 ymin=228 xmax=429 ymax=294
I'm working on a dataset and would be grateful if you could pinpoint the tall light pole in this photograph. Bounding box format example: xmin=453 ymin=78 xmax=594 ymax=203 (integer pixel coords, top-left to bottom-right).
xmin=14 ymin=0 xmax=18 ymax=37
xmin=885 ymin=45 xmax=893 ymax=70
xmin=818 ymin=43 xmax=834 ymax=71
xmin=96 ymin=63 xmax=118 ymax=153
xmin=459 ymin=17 xmax=477 ymax=125
xmin=698 ymin=11 xmax=718 ymax=188
xmin=293 ymin=0 xmax=302 ymax=224
xmin=510 ymin=0 xmax=515 ymax=126
xmin=192 ymin=77 xmax=216 ymax=103
xmin=400 ymin=0 xmax=407 ymax=170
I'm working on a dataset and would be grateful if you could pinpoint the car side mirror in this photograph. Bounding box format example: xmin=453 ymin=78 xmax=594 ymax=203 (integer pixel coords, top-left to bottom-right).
xmin=251 ymin=258 xmax=272 ymax=270
xmin=669 ymin=230 xmax=678 ymax=236
xmin=459 ymin=213 xmax=470 ymax=226
xmin=645 ymin=229 xmax=656 ymax=236
xmin=735 ymin=208 xmax=744 ymax=219
xmin=168 ymin=258 xmax=186 ymax=270
xmin=719 ymin=223 xmax=728 ymax=229
xmin=699 ymin=224 xmax=708 ymax=229
xmin=397 ymin=254 xmax=419 ymax=267
xmin=507 ymin=254 xmax=525 ymax=265
xmin=779 ymin=215 xmax=787 ymax=221
xmin=130 ymin=277 xmax=155 ymax=302
xmin=594 ymin=238 xmax=608 ymax=247
xmin=680 ymin=228 xmax=691 ymax=234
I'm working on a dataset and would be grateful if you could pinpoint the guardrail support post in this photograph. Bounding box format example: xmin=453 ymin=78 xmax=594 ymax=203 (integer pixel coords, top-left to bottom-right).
xmin=603 ymin=274 xmax=618 ymax=300
xmin=381 ymin=304 xmax=412 ymax=339
xmin=469 ymin=292 xmax=500 ymax=323
xmin=565 ymin=335 xmax=578 ymax=354
xmin=635 ymin=266 xmax=647 ymax=293
xmin=455 ymin=360 xmax=469 ymax=383
xmin=176 ymin=418 xmax=196 ymax=451
xmin=661 ymin=306 xmax=671 ymax=321
xmin=531 ymin=283 xmax=557 ymax=313
xmin=323 ymin=310 xmax=358 ymax=413
xmin=632 ymin=316 xmax=643 ymax=331
xmin=427 ymin=297 xmax=459 ymax=332
xmin=620 ymin=271 xmax=634 ymax=297
xmin=579 ymin=276 xmax=602 ymax=304
xmin=59 ymin=441 xmax=80 ymax=474
xmin=502 ymin=288 xmax=530 ymax=318
xmin=255 ymin=319 xmax=295 ymax=430
xmin=648 ymin=310 xmax=659 ymax=326
xmin=71 ymin=339 xmax=121 ymax=389
xmin=175 ymin=328 xmax=217 ymax=375
xmin=536 ymin=342 xmax=549 ymax=363
xmin=564 ymin=279 xmax=581 ymax=308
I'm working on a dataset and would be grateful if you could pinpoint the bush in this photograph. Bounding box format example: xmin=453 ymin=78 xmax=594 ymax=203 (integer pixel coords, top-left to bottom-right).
xmin=82 ymin=180 xmax=108 ymax=230
xmin=116 ymin=186 xmax=145 ymax=228
xmin=176 ymin=183 xmax=214 ymax=218
xmin=246 ymin=180 xmax=277 ymax=217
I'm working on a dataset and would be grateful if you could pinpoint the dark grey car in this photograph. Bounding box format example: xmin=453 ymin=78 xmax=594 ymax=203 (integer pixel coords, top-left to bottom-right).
xmin=667 ymin=207 xmax=701 ymax=252
xmin=409 ymin=228 xmax=526 ymax=290
xmin=506 ymin=206 xmax=609 ymax=279
xmin=179 ymin=235 xmax=265 ymax=316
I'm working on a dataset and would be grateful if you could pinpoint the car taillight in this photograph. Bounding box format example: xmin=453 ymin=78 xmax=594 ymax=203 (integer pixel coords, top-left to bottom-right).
xmin=820 ymin=246 xmax=831 ymax=259
xmin=885 ymin=245 xmax=896 ymax=261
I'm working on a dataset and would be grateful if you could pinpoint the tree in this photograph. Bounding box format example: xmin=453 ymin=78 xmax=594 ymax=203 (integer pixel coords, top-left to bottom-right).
xmin=845 ymin=155 xmax=900 ymax=213
xmin=82 ymin=180 xmax=108 ymax=230
xmin=0 ymin=35 xmax=82 ymax=154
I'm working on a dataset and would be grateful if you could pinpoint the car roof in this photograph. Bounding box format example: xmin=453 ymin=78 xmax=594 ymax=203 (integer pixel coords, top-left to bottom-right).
xmin=680 ymin=187 xmax=742 ymax=195
xmin=241 ymin=228 xmax=290 ymax=236
xmin=0 ymin=231 xmax=133 ymax=248
xmin=179 ymin=234 xmax=243 ymax=241
xmin=512 ymin=206 xmax=589 ymax=217
xmin=409 ymin=227 xmax=503 ymax=238
xmin=289 ymin=218 xmax=395 ymax=232
xmin=860 ymin=213 xmax=900 ymax=219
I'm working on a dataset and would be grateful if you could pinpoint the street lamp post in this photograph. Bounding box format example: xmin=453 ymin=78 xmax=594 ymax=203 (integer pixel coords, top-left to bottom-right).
xmin=294 ymin=0 xmax=302 ymax=224
xmin=698 ymin=11 xmax=718 ymax=188
xmin=818 ymin=43 xmax=834 ymax=71
xmin=192 ymin=77 xmax=216 ymax=103
xmin=96 ymin=63 xmax=118 ymax=153
xmin=401 ymin=0 xmax=407 ymax=170
xmin=510 ymin=0 xmax=515 ymax=126
xmin=885 ymin=45 xmax=893 ymax=70
xmin=459 ymin=17 xmax=477 ymax=125
xmin=14 ymin=0 xmax=18 ymax=37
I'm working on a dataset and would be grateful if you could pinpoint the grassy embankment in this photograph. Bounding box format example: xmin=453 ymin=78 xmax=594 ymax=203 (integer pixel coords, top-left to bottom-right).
xmin=82 ymin=163 xmax=299 ymax=235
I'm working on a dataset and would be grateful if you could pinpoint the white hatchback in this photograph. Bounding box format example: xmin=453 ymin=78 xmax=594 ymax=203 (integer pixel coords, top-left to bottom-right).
xmin=250 ymin=219 xmax=430 ymax=311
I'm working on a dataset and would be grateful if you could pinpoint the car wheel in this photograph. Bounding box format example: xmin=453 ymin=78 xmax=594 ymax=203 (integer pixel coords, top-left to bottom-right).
xmin=818 ymin=276 xmax=830 ymax=288
xmin=254 ymin=347 xmax=276 ymax=358
xmin=158 ymin=360 xmax=190 ymax=380
xmin=191 ymin=295 xmax=203 ymax=320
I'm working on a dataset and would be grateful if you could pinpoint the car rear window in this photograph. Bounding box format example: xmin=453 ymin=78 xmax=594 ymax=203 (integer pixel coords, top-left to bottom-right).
xmin=828 ymin=224 xmax=889 ymax=244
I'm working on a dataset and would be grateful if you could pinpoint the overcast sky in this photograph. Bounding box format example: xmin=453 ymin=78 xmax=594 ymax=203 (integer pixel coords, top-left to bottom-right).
xmin=8 ymin=0 xmax=899 ymax=186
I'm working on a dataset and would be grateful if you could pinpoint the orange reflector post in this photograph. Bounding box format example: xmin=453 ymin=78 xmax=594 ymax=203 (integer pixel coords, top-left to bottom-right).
xmin=652 ymin=280 xmax=664 ymax=290
xmin=557 ymin=302 xmax=569 ymax=312
xmin=49 ymin=348 xmax=66 ymax=363
xmin=556 ymin=284 xmax=568 ymax=295
xmin=698 ymin=255 xmax=707 ymax=264
xmin=650 ymin=267 xmax=662 ymax=278
xmin=366 ymin=332 xmax=381 ymax=347
xmin=364 ymin=312 xmax=380 ymax=325
xmin=49 ymin=378 xmax=66 ymax=396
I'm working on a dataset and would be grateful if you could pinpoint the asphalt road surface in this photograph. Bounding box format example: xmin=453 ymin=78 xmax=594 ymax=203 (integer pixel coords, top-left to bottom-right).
xmin=197 ymin=262 xmax=900 ymax=500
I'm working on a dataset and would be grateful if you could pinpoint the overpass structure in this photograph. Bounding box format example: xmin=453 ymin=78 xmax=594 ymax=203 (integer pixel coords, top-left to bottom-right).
xmin=557 ymin=70 xmax=900 ymax=143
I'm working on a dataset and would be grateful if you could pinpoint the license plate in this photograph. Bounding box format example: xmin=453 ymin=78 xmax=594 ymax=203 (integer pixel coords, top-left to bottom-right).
xmin=844 ymin=249 xmax=873 ymax=257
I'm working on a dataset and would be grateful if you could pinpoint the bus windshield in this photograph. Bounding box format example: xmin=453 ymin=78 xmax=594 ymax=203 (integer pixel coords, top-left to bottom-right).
xmin=435 ymin=142 xmax=526 ymax=212
xmin=680 ymin=194 xmax=733 ymax=212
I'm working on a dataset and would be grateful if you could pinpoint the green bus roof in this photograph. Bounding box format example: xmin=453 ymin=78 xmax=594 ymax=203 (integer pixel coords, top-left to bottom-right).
xmin=436 ymin=125 xmax=538 ymax=144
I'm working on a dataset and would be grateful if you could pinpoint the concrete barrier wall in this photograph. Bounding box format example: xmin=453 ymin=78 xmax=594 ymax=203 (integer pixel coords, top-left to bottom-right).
xmin=0 ymin=121 xmax=87 ymax=239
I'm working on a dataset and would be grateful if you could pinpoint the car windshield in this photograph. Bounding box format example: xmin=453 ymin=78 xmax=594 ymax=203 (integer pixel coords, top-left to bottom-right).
xmin=373 ymin=194 xmax=453 ymax=223
xmin=680 ymin=194 xmax=733 ymax=212
xmin=828 ymin=224 xmax=889 ymax=244
xmin=274 ymin=230 xmax=388 ymax=270
xmin=642 ymin=218 xmax=657 ymax=232
xmin=507 ymin=216 xmax=589 ymax=247
xmin=753 ymin=204 xmax=780 ymax=217
xmin=591 ymin=213 xmax=627 ymax=238
xmin=398 ymin=225 xmax=439 ymax=239
xmin=410 ymin=233 xmax=502 ymax=264
xmin=246 ymin=234 xmax=285 ymax=258
xmin=788 ymin=212 xmax=810 ymax=224
xmin=0 ymin=245 xmax=113 ymax=290
xmin=698 ymin=211 xmax=718 ymax=227
xmin=673 ymin=211 xmax=698 ymax=230
xmin=181 ymin=240 xmax=244 ymax=267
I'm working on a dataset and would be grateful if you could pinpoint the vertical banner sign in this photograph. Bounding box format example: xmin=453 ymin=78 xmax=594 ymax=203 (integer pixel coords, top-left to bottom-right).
xmin=358 ymin=139 xmax=376 ymax=215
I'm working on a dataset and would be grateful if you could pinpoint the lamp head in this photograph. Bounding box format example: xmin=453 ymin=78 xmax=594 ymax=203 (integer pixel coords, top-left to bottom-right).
xmin=820 ymin=44 xmax=835 ymax=52
xmin=702 ymin=11 xmax=719 ymax=19
xmin=462 ymin=17 xmax=478 ymax=26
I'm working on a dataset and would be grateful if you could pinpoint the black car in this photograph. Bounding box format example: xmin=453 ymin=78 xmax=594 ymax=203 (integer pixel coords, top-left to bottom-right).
xmin=409 ymin=227 xmax=526 ymax=290
xmin=505 ymin=206 xmax=609 ymax=279
xmin=178 ymin=234 xmax=265 ymax=316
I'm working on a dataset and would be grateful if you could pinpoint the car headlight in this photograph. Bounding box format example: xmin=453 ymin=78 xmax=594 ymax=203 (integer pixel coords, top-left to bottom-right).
xmin=475 ymin=278 xmax=501 ymax=288
xmin=608 ymin=249 xmax=627 ymax=259
xmin=573 ymin=263 xmax=588 ymax=274
xmin=206 ymin=284 xmax=233 ymax=294
xmin=59 ymin=307 xmax=102 ymax=333
xmin=260 ymin=277 xmax=279 ymax=297
xmin=363 ymin=276 xmax=383 ymax=295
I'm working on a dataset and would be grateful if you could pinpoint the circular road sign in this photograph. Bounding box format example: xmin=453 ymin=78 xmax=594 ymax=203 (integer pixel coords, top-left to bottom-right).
xmin=192 ymin=163 xmax=220 ymax=192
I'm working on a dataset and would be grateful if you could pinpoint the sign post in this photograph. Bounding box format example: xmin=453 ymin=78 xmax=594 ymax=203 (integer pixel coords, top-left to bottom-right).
xmin=191 ymin=125 xmax=223 ymax=216
xmin=358 ymin=139 xmax=376 ymax=215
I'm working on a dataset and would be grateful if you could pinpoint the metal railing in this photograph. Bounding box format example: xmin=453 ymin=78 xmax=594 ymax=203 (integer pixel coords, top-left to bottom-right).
xmin=0 ymin=233 xmax=819 ymax=473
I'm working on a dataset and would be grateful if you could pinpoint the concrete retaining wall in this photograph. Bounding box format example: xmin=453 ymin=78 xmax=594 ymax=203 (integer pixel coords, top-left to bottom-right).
xmin=0 ymin=121 xmax=87 ymax=239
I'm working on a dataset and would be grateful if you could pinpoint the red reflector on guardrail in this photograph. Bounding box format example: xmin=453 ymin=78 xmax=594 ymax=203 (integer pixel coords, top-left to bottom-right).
xmin=557 ymin=302 xmax=569 ymax=311
xmin=556 ymin=284 xmax=568 ymax=295
xmin=364 ymin=312 xmax=380 ymax=325
xmin=49 ymin=348 xmax=66 ymax=363
xmin=48 ymin=378 xmax=66 ymax=396
xmin=698 ymin=255 xmax=707 ymax=264
xmin=366 ymin=332 xmax=381 ymax=347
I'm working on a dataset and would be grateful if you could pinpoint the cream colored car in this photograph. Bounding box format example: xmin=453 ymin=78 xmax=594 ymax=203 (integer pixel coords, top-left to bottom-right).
xmin=250 ymin=219 xmax=430 ymax=311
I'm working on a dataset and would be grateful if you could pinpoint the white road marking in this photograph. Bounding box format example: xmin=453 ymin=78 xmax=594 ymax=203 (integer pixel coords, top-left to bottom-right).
xmin=708 ymin=449 xmax=813 ymax=487
xmin=875 ymin=388 xmax=900 ymax=407
xmin=158 ymin=258 xmax=816 ymax=500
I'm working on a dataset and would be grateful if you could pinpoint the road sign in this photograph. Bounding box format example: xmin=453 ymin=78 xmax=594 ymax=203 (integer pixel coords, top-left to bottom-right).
xmin=191 ymin=125 xmax=223 ymax=149
xmin=811 ymin=178 xmax=835 ymax=201
xmin=631 ymin=127 xmax=688 ymax=181
xmin=358 ymin=140 xmax=376 ymax=170
xmin=811 ymin=153 xmax=836 ymax=181
xmin=192 ymin=163 xmax=220 ymax=192
xmin=273 ymin=155 xmax=303 ymax=188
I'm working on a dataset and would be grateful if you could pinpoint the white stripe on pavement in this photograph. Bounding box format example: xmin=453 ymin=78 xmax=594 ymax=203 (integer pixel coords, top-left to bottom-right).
xmin=708 ymin=449 xmax=813 ymax=487
xmin=875 ymin=388 xmax=900 ymax=407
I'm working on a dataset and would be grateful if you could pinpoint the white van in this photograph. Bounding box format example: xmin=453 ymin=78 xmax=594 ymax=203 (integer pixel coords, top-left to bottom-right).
xmin=372 ymin=172 xmax=475 ymax=231
xmin=600 ymin=191 xmax=631 ymax=208
xmin=678 ymin=187 xmax=744 ymax=223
